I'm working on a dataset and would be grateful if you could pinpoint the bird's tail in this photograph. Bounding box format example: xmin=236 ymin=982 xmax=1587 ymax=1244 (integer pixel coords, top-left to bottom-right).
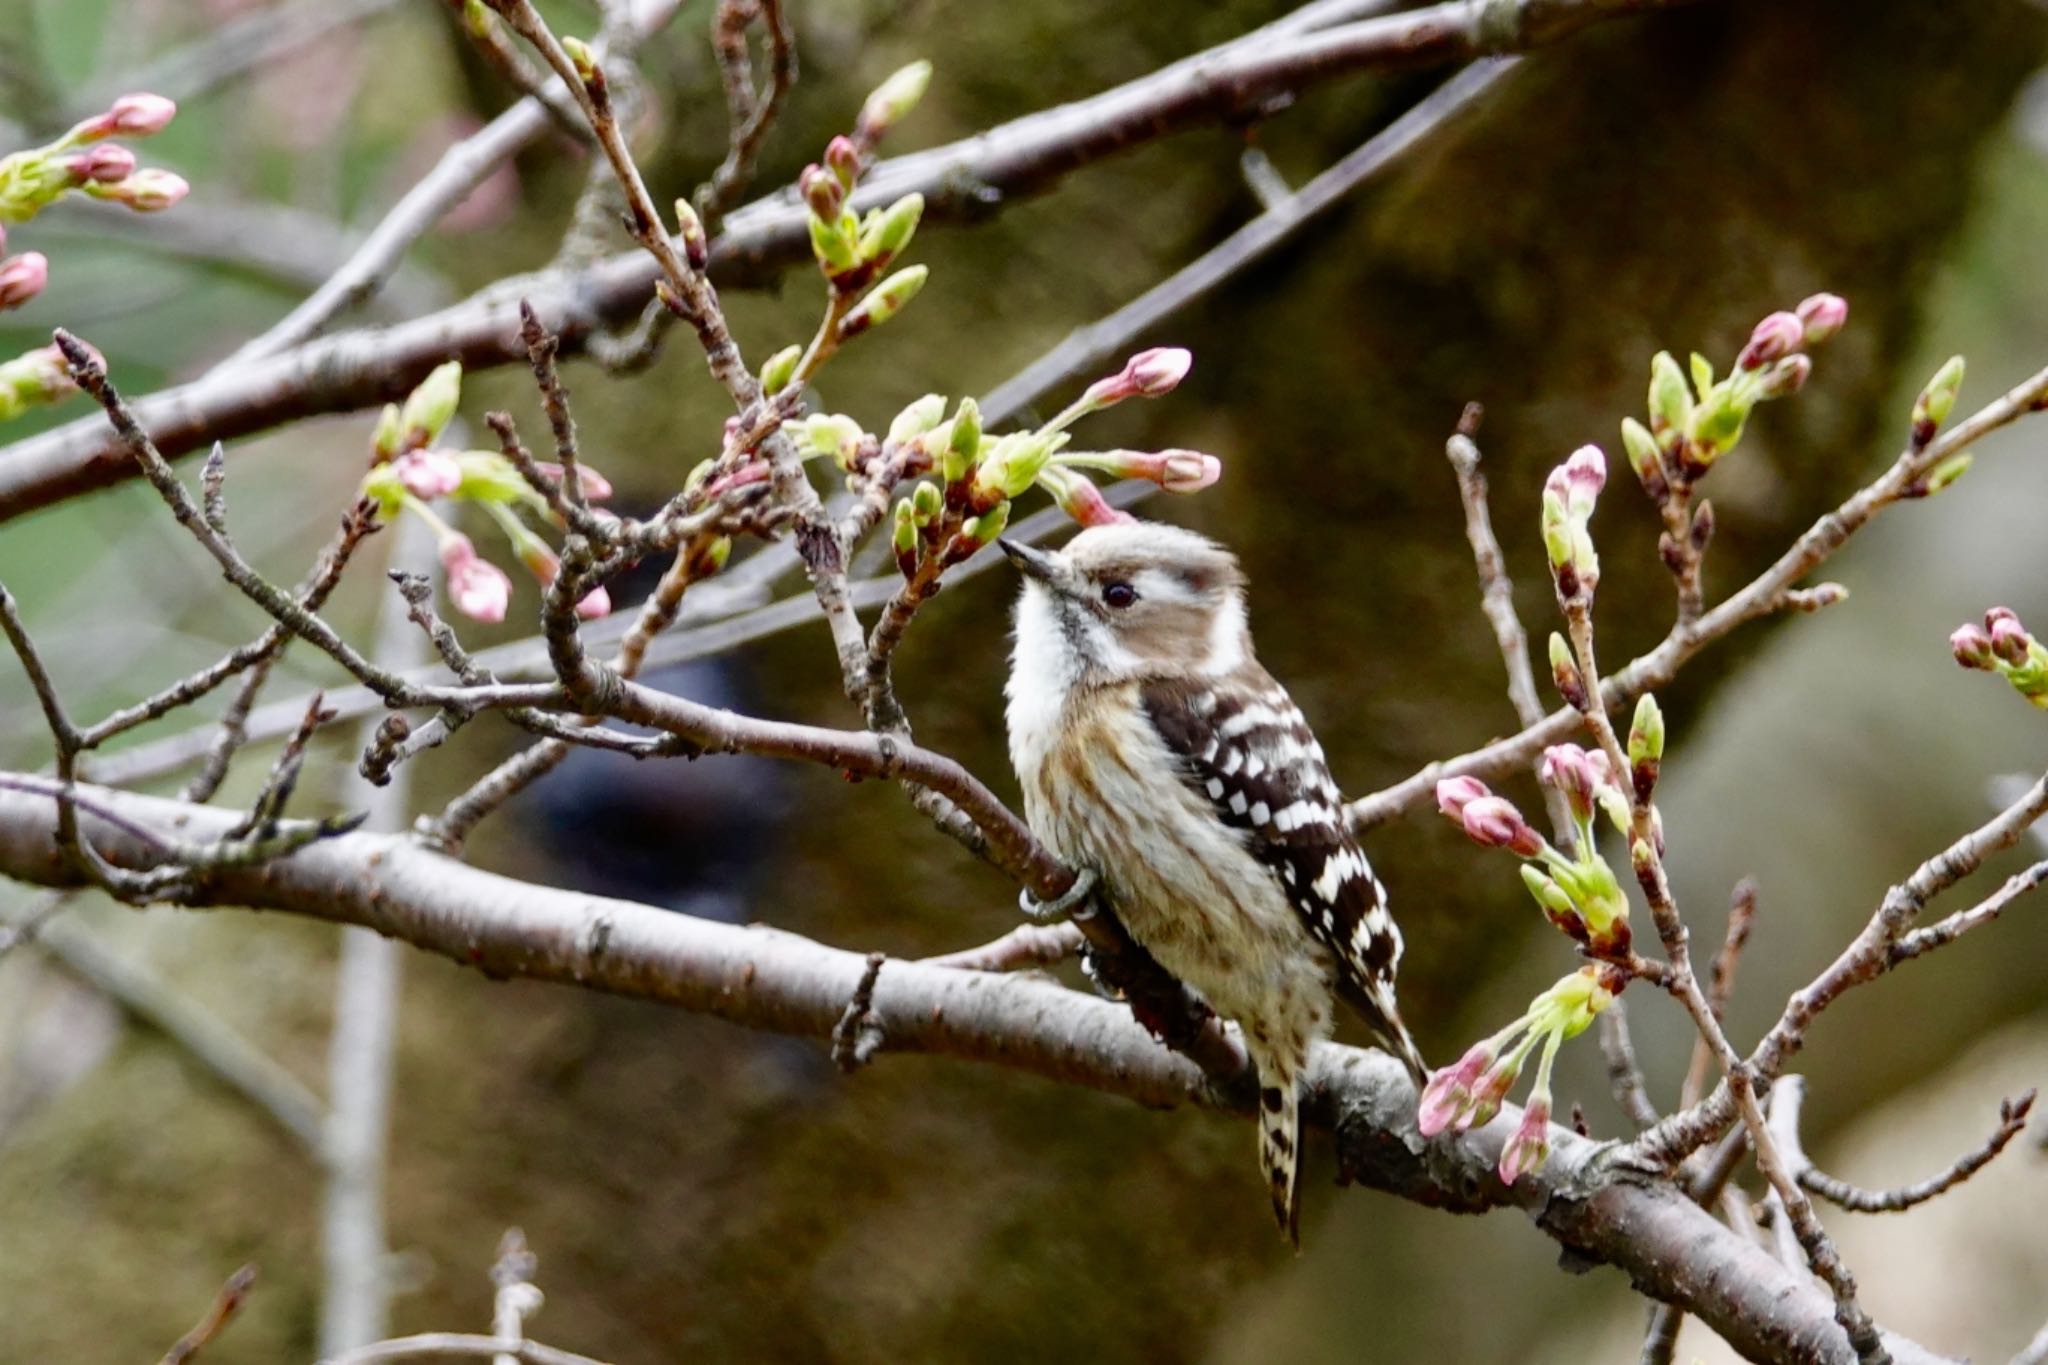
xmin=1247 ymin=1040 xmax=1302 ymax=1248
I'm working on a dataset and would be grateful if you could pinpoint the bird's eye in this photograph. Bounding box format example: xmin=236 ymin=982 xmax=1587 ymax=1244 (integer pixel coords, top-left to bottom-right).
xmin=1102 ymin=581 xmax=1138 ymax=609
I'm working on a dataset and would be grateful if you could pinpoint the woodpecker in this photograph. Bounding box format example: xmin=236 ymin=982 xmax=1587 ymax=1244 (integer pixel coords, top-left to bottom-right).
xmin=1000 ymin=522 xmax=1426 ymax=1243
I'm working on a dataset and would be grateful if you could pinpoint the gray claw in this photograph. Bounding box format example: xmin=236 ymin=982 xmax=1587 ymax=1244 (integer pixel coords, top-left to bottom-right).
xmin=1019 ymin=867 xmax=1097 ymax=923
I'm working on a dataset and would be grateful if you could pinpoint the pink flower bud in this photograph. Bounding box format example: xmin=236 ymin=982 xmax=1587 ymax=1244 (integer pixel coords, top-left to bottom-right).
xmin=1461 ymin=796 xmax=1544 ymax=858
xmin=824 ymin=135 xmax=860 ymax=188
xmin=1757 ymin=353 xmax=1811 ymax=400
xmin=394 ymin=449 xmax=462 ymax=499
xmin=1435 ymin=775 xmax=1491 ymax=822
xmin=440 ymin=533 xmax=510 ymax=623
xmin=1539 ymin=743 xmax=1610 ymax=823
xmin=1497 ymin=1097 xmax=1552 ymax=1185
xmin=574 ymin=584 xmax=612 ymax=620
xmin=1950 ymin=623 xmax=1995 ymax=670
xmin=1417 ymin=1041 xmax=1493 ymax=1137
xmin=99 ymin=168 xmax=189 ymax=211
xmin=106 ymin=93 xmax=177 ymax=136
xmin=65 ymin=144 xmax=136 ymax=185
xmin=1795 ymin=292 xmax=1848 ymax=345
xmin=799 ymin=163 xmax=843 ymax=220
xmin=1989 ymin=610 xmax=2032 ymax=666
xmin=1081 ymin=346 xmax=1193 ymax=408
xmin=0 ymin=252 xmax=49 ymax=310
xmin=1038 ymin=465 xmax=1137 ymax=528
xmin=538 ymin=461 xmax=613 ymax=501
xmin=1738 ymin=310 xmax=1805 ymax=371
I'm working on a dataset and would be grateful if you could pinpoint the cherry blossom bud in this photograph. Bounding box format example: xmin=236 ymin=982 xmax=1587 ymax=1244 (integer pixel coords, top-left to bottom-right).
xmin=399 ymin=361 xmax=462 ymax=450
xmin=858 ymin=191 xmax=923 ymax=266
xmin=1081 ymin=346 xmax=1193 ymax=410
xmin=1417 ymin=1041 xmax=1493 ymax=1137
xmin=1756 ymin=353 xmax=1811 ymax=400
xmin=1950 ymin=623 xmax=1995 ymax=670
xmin=888 ymin=393 xmax=947 ymax=445
xmin=106 ymin=93 xmax=177 ymax=136
xmin=808 ymin=211 xmax=859 ymax=275
xmin=760 ymin=344 xmax=801 ymax=395
xmin=959 ymin=499 xmax=1010 ymax=549
xmin=1913 ymin=452 xmax=1973 ymax=498
xmin=971 ymin=431 xmax=1059 ymax=505
xmin=839 ymin=264 xmax=926 ymax=337
xmin=574 ymin=584 xmax=612 ymax=620
xmin=1912 ymin=356 xmax=1965 ymax=446
xmin=891 ymin=497 xmax=918 ymax=575
xmin=395 ymin=449 xmax=462 ymax=498
xmin=943 ymin=397 xmax=982 ymax=483
xmin=1061 ymin=447 xmax=1220 ymax=493
xmin=910 ymin=478 xmax=943 ymax=526
xmin=1737 ymin=311 xmax=1804 ymax=371
xmin=561 ymin=35 xmax=600 ymax=87
xmin=799 ymin=163 xmax=844 ymax=221
xmin=1435 ymin=775 xmax=1491 ymax=821
xmin=1549 ymin=633 xmax=1588 ymax=711
xmin=0 ymin=252 xmax=48 ymax=310
xmin=90 ymin=167 xmax=188 ymax=211
xmin=1498 ymin=1096 xmax=1552 ymax=1185
xmin=856 ymin=60 xmax=932 ymax=144
xmin=1627 ymin=693 xmax=1664 ymax=799
xmin=671 ymin=197 xmax=708 ymax=271
xmin=1520 ymin=865 xmax=1584 ymax=940
xmin=1619 ymin=417 xmax=1666 ymax=501
xmin=1988 ymin=607 xmax=2031 ymax=665
xmin=0 ymin=341 xmax=81 ymax=420
xmin=1539 ymin=743 xmax=1606 ymax=825
xmin=371 ymin=403 xmax=402 ymax=460
xmin=1556 ymin=444 xmax=1605 ymax=516
xmin=1460 ymin=795 xmax=1545 ymax=858
xmin=440 ymin=533 xmax=510 ymax=623
xmin=64 ymin=144 xmax=137 ymax=184
xmin=1647 ymin=351 xmax=1693 ymax=451
xmin=1037 ymin=465 xmax=1136 ymax=528
xmin=825 ymin=135 xmax=860 ymax=188
xmin=1795 ymin=292 xmax=1848 ymax=345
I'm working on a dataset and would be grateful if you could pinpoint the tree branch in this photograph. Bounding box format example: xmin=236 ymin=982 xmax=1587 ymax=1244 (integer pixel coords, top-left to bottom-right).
xmin=0 ymin=776 xmax=1957 ymax=1364
xmin=0 ymin=0 xmax=1711 ymax=522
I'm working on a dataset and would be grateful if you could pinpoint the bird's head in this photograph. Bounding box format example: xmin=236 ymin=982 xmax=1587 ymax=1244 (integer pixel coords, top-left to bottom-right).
xmin=1001 ymin=521 xmax=1249 ymax=688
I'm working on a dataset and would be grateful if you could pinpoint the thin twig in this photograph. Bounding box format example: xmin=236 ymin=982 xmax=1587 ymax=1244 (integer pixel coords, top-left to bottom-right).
xmin=158 ymin=1264 xmax=258 ymax=1365
xmin=1681 ymin=876 xmax=1757 ymax=1108
xmin=921 ymin=921 xmax=1086 ymax=972
xmin=1773 ymin=1075 xmax=2037 ymax=1215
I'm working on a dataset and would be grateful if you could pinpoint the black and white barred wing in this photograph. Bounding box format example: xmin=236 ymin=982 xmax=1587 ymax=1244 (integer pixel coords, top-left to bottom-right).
xmin=1141 ymin=673 xmax=1427 ymax=1079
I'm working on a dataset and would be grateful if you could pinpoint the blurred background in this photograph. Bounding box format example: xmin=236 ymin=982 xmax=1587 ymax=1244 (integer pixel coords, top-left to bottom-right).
xmin=2 ymin=0 xmax=2048 ymax=1359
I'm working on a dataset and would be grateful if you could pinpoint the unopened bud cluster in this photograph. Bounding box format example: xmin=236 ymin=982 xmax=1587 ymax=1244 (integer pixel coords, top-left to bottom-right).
xmin=358 ymin=362 xmax=619 ymax=623
xmin=0 ymin=93 xmax=183 ymax=318
xmin=1418 ymin=965 xmax=1622 ymax=1184
xmin=1620 ymin=293 xmax=1845 ymax=499
xmin=1436 ymin=751 xmax=1635 ymax=958
xmin=1951 ymin=606 xmax=2048 ymax=708
xmin=799 ymin=62 xmax=932 ymax=320
xmin=857 ymin=347 xmax=1218 ymax=579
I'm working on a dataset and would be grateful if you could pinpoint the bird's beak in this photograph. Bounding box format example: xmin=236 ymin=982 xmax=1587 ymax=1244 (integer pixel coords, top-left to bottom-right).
xmin=998 ymin=537 xmax=1060 ymax=584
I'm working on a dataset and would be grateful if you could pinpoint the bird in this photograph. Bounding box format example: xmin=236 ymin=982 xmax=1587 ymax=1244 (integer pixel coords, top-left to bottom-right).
xmin=1000 ymin=521 xmax=1427 ymax=1243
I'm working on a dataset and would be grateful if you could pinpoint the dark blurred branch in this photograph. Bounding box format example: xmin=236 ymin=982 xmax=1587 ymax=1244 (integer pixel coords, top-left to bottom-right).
xmin=0 ymin=776 xmax=1953 ymax=1365
xmin=0 ymin=0 xmax=1708 ymax=521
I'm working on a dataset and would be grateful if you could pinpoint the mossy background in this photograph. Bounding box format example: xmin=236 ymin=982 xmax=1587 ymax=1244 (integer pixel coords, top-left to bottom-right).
xmin=3 ymin=0 xmax=2048 ymax=1360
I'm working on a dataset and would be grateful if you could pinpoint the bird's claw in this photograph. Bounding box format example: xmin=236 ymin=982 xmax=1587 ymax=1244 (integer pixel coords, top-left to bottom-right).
xmin=1019 ymin=867 xmax=1097 ymax=923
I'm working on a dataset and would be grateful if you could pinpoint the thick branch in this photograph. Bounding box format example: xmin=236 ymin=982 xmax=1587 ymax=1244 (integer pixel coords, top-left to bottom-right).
xmin=0 ymin=778 xmax=1955 ymax=1364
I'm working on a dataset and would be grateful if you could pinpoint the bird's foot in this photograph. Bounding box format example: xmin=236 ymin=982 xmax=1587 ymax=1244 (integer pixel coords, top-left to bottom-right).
xmin=1018 ymin=867 xmax=1097 ymax=923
